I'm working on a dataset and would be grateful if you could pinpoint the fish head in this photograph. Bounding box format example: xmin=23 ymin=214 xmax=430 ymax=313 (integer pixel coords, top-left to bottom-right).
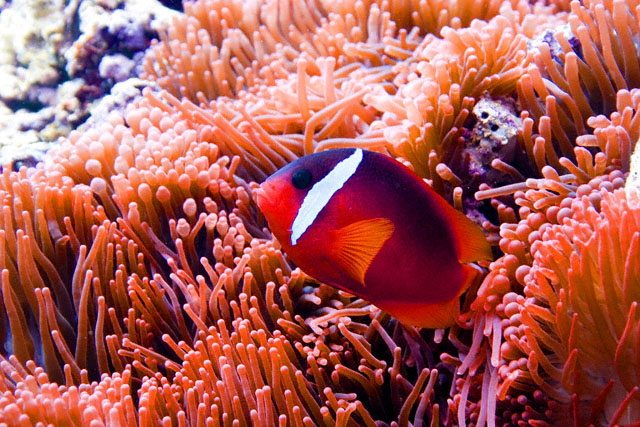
xmin=256 ymin=168 xmax=302 ymax=244
xmin=257 ymin=148 xmax=396 ymax=298
xmin=257 ymin=149 xmax=361 ymax=248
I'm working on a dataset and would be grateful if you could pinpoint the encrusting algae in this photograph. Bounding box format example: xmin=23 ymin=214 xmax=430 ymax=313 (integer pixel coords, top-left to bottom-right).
xmin=0 ymin=0 xmax=639 ymax=425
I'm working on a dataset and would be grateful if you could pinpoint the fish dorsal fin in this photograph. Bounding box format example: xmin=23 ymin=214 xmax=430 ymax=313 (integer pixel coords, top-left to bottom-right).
xmin=330 ymin=218 xmax=395 ymax=287
xmin=443 ymin=204 xmax=492 ymax=263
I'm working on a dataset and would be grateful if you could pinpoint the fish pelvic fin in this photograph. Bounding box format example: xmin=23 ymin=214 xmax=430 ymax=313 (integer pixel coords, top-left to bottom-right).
xmin=330 ymin=218 xmax=394 ymax=287
xmin=443 ymin=204 xmax=493 ymax=264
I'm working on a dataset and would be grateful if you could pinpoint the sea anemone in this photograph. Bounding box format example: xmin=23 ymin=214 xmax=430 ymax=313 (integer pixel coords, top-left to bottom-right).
xmin=0 ymin=96 xmax=447 ymax=425
xmin=2 ymin=0 xmax=640 ymax=424
xmin=500 ymin=181 xmax=639 ymax=424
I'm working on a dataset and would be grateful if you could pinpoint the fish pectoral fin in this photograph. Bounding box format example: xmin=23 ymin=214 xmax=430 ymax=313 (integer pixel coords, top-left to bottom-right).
xmin=330 ymin=218 xmax=394 ymax=287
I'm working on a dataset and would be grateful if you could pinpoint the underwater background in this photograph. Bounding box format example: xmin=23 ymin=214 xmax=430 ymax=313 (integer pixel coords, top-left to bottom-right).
xmin=0 ymin=0 xmax=639 ymax=425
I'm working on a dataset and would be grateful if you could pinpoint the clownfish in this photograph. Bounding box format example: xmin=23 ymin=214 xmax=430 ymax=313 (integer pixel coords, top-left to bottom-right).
xmin=256 ymin=148 xmax=492 ymax=328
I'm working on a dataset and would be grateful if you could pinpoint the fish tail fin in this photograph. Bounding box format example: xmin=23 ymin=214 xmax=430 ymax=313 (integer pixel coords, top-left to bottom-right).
xmin=442 ymin=204 xmax=493 ymax=264
xmin=457 ymin=263 xmax=483 ymax=297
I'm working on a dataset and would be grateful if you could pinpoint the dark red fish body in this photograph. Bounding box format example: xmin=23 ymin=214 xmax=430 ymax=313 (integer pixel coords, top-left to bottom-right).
xmin=257 ymin=148 xmax=491 ymax=328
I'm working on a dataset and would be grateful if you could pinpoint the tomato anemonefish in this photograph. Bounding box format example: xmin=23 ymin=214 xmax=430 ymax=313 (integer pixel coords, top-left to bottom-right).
xmin=256 ymin=148 xmax=492 ymax=328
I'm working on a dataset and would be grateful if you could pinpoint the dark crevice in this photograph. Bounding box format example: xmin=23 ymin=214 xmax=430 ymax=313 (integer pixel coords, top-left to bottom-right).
xmin=4 ymin=97 xmax=47 ymax=113
xmin=159 ymin=0 xmax=184 ymax=11
xmin=11 ymin=157 xmax=40 ymax=171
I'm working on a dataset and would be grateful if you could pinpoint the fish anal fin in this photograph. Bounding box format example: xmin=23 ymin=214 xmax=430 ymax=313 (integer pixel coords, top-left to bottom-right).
xmin=376 ymin=264 xmax=480 ymax=329
xmin=443 ymin=204 xmax=492 ymax=263
xmin=330 ymin=218 xmax=394 ymax=287
xmin=376 ymin=297 xmax=460 ymax=329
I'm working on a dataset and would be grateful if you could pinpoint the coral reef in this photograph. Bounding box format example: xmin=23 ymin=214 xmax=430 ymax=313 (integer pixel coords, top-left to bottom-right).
xmin=0 ymin=0 xmax=639 ymax=425
xmin=0 ymin=0 xmax=174 ymax=166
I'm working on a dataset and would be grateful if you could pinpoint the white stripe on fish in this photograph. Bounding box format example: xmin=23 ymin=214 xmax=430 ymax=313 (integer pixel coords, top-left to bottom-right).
xmin=291 ymin=149 xmax=363 ymax=245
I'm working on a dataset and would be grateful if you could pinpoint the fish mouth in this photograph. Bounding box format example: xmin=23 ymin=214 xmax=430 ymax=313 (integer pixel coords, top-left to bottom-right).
xmin=256 ymin=182 xmax=277 ymax=211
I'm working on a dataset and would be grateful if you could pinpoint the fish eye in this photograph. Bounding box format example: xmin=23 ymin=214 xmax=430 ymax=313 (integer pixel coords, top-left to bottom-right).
xmin=291 ymin=169 xmax=312 ymax=189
